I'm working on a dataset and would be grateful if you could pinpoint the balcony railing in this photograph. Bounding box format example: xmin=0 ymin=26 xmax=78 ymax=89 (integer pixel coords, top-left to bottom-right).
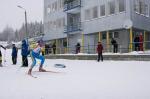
xmin=64 ymin=0 xmax=81 ymax=11
xmin=64 ymin=22 xmax=82 ymax=33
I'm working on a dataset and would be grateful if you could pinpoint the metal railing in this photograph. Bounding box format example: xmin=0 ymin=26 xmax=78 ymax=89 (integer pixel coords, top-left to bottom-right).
xmin=64 ymin=0 xmax=81 ymax=11
xmin=64 ymin=22 xmax=82 ymax=33
xmin=42 ymin=41 xmax=150 ymax=55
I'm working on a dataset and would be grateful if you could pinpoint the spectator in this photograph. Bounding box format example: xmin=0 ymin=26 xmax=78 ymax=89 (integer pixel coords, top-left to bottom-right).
xmin=139 ymin=33 xmax=144 ymax=51
xmin=52 ymin=43 xmax=56 ymax=54
xmin=97 ymin=42 xmax=103 ymax=62
xmin=48 ymin=43 xmax=52 ymax=54
xmin=111 ymin=38 xmax=118 ymax=53
xmin=134 ymin=35 xmax=140 ymax=51
xmin=45 ymin=44 xmax=49 ymax=55
xmin=21 ymin=39 xmax=29 ymax=67
xmin=76 ymin=43 xmax=81 ymax=54
xmin=0 ymin=45 xmax=6 ymax=67
xmin=12 ymin=44 xmax=18 ymax=65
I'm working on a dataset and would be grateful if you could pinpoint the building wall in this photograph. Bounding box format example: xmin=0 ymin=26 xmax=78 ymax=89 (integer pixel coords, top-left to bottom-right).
xmin=43 ymin=0 xmax=150 ymax=53
xmin=44 ymin=0 xmax=67 ymax=41
xmin=131 ymin=0 xmax=150 ymax=31
xmin=81 ymin=0 xmax=130 ymax=34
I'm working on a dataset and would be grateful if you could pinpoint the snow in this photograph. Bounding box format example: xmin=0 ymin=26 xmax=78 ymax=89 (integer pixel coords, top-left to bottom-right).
xmin=0 ymin=49 xmax=150 ymax=99
xmin=58 ymin=50 xmax=150 ymax=56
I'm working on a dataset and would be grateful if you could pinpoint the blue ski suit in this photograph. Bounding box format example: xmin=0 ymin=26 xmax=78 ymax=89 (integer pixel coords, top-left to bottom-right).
xmin=31 ymin=45 xmax=45 ymax=68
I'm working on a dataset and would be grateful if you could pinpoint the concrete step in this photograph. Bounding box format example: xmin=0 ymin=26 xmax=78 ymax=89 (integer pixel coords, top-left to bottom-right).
xmin=45 ymin=54 xmax=150 ymax=61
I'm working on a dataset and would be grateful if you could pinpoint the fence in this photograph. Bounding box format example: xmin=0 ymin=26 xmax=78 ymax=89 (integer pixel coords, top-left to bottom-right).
xmin=64 ymin=0 xmax=81 ymax=11
xmin=43 ymin=41 xmax=150 ymax=55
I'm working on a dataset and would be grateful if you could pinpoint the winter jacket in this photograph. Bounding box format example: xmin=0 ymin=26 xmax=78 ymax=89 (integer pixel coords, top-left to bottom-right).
xmin=97 ymin=44 xmax=103 ymax=53
xmin=111 ymin=39 xmax=118 ymax=46
xmin=0 ymin=45 xmax=6 ymax=57
xmin=0 ymin=50 xmax=1 ymax=57
xmin=21 ymin=40 xmax=29 ymax=56
xmin=12 ymin=47 xmax=18 ymax=57
xmin=52 ymin=44 xmax=56 ymax=49
xmin=139 ymin=35 xmax=143 ymax=43
xmin=134 ymin=36 xmax=139 ymax=44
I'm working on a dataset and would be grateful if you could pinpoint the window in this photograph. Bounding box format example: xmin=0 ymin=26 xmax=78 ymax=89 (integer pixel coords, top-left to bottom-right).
xmin=139 ymin=1 xmax=145 ymax=14
xmin=134 ymin=0 xmax=140 ymax=13
xmin=102 ymin=32 xmax=106 ymax=39
xmin=85 ymin=9 xmax=91 ymax=20
xmin=109 ymin=32 xmax=119 ymax=39
xmin=134 ymin=0 xmax=149 ymax=17
xmin=119 ymin=0 xmax=125 ymax=12
xmin=109 ymin=1 xmax=115 ymax=14
xmin=47 ymin=5 xmax=51 ymax=14
xmin=114 ymin=32 xmax=119 ymax=38
xmin=92 ymin=6 xmax=98 ymax=18
xmin=145 ymin=5 xmax=149 ymax=17
xmin=57 ymin=0 xmax=60 ymax=10
xmin=52 ymin=3 xmax=55 ymax=12
xmin=54 ymin=2 xmax=57 ymax=11
xmin=100 ymin=5 xmax=105 ymax=16
xmin=59 ymin=0 xmax=63 ymax=9
xmin=47 ymin=8 xmax=50 ymax=14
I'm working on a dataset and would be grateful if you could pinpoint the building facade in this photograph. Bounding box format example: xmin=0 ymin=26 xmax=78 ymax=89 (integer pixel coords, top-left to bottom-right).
xmin=44 ymin=0 xmax=150 ymax=54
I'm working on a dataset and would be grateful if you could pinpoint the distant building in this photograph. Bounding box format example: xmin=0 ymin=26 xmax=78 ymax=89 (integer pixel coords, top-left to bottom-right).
xmin=43 ymin=0 xmax=150 ymax=53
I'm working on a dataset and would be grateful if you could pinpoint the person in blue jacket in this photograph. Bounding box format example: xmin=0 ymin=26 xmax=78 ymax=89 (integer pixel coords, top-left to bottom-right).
xmin=21 ymin=39 xmax=29 ymax=67
xmin=12 ymin=44 xmax=18 ymax=65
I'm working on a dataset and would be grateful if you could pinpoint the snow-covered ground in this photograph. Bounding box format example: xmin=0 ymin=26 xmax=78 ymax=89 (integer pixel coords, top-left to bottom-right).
xmin=0 ymin=49 xmax=150 ymax=99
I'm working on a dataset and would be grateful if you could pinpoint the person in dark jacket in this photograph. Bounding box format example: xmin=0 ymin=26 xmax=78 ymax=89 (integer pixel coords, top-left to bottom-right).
xmin=97 ymin=42 xmax=103 ymax=62
xmin=52 ymin=43 xmax=56 ymax=54
xmin=76 ymin=43 xmax=81 ymax=54
xmin=111 ymin=38 xmax=118 ymax=53
xmin=21 ymin=39 xmax=29 ymax=67
xmin=12 ymin=44 xmax=18 ymax=65
xmin=139 ymin=33 xmax=143 ymax=51
xmin=0 ymin=45 xmax=6 ymax=67
xmin=134 ymin=35 xmax=140 ymax=51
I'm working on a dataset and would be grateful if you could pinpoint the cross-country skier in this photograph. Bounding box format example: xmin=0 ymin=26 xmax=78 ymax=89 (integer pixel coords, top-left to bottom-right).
xmin=0 ymin=45 xmax=6 ymax=67
xmin=28 ymin=40 xmax=46 ymax=75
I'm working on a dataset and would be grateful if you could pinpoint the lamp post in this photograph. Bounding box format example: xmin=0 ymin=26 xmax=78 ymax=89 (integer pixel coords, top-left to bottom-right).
xmin=17 ymin=5 xmax=28 ymax=39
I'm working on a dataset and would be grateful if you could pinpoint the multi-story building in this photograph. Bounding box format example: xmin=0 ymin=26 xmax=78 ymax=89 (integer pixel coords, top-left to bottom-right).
xmin=44 ymin=0 xmax=150 ymax=54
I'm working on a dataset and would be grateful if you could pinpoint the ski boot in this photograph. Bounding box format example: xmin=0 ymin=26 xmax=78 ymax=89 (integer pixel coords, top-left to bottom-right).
xmin=28 ymin=68 xmax=32 ymax=75
xmin=39 ymin=66 xmax=46 ymax=72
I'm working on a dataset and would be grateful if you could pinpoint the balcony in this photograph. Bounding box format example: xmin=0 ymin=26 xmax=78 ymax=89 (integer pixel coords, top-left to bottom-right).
xmin=64 ymin=0 xmax=81 ymax=13
xmin=64 ymin=22 xmax=82 ymax=34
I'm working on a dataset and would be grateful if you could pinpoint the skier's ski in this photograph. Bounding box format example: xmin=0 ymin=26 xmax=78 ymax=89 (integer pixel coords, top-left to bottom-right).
xmin=28 ymin=74 xmax=37 ymax=78
xmin=34 ymin=70 xmax=60 ymax=73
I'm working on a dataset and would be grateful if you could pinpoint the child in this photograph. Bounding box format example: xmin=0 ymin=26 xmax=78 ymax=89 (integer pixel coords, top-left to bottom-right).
xmin=97 ymin=42 xmax=103 ymax=62
xmin=28 ymin=40 xmax=46 ymax=75
xmin=0 ymin=45 xmax=6 ymax=67
xmin=12 ymin=44 xmax=18 ymax=65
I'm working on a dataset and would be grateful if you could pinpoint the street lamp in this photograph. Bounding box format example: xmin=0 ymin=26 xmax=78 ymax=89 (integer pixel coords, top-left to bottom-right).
xmin=17 ymin=5 xmax=28 ymax=39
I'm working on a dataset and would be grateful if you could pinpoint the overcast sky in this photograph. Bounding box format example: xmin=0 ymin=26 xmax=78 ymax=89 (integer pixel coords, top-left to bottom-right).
xmin=0 ymin=0 xmax=43 ymax=32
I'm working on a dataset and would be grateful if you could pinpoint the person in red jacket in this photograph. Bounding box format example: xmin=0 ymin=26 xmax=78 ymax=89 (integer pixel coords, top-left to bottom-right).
xmin=97 ymin=42 xmax=103 ymax=62
xmin=139 ymin=33 xmax=143 ymax=51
